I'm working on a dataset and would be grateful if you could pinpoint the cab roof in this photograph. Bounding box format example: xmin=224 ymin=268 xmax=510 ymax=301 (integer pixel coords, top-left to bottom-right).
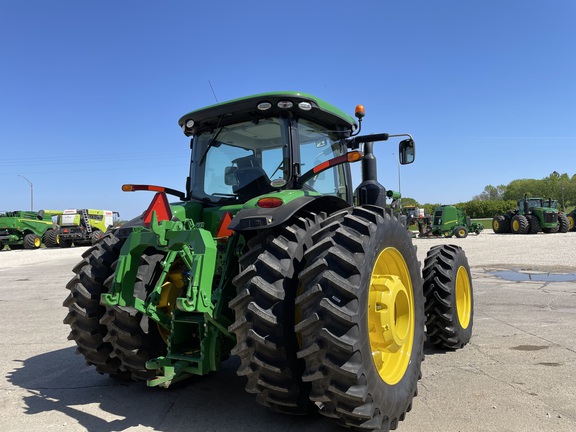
xmin=178 ymin=91 xmax=358 ymax=137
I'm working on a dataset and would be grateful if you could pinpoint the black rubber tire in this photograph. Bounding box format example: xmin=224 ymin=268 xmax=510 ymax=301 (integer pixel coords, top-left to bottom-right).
xmin=492 ymin=215 xmax=509 ymax=234
xmin=558 ymin=214 xmax=569 ymax=233
xmin=91 ymin=230 xmax=104 ymax=245
xmin=43 ymin=229 xmax=59 ymax=248
xmin=525 ymin=215 xmax=540 ymax=234
xmin=229 ymin=210 xmax=325 ymax=414
xmin=24 ymin=233 xmax=41 ymax=249
xmin=60 ymin=238 xmax=73 ymax=248
xmin=423 ymin=244 xmax=473 ymax=349
xmin=100 ymin=251 xmax=167 ymax=380
xmin=511 ymin=214 xmax=529 ymax=234
xmin=63 ymin=233 xmax=130 ymax=377
xmin=295 ymin=206 xmax=425 ymax=432
xmin=454 ymin=226 xmax=468 ymax=238
xmin=568 ymin=211 xmax=576 ymax=231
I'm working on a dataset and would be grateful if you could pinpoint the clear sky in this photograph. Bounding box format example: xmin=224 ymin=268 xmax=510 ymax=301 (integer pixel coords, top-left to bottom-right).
xmin=2 ymin=1 xmax=575 ymax=219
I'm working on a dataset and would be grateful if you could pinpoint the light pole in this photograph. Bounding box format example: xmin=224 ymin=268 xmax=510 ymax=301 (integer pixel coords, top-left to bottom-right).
xmin=17 ymin=175 xmax=33 ymax=211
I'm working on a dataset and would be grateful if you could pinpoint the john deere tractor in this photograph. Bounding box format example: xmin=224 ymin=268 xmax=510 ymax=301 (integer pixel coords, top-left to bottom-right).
xmin=421 ymin=205 xmax=483 ymax=238
xmin=63 ymin=92 xmax=473 ymax=432
xmin=492 ymin=195 xmax=569 ymax=234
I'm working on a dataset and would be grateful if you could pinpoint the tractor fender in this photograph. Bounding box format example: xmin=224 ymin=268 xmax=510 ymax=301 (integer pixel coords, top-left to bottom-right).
xmin=229 ymin=195 xmax=350 ymax=232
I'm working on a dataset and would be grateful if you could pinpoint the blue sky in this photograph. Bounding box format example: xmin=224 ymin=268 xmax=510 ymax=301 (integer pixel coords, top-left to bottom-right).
xmin=2 ymin=1 xmax=575 ymax=219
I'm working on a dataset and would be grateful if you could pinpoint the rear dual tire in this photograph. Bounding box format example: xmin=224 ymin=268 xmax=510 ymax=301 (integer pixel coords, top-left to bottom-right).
xmin=63 ymin=233 xmax=165 ymax=379
xmin=295 ymin=206 xmax=425 ymax=432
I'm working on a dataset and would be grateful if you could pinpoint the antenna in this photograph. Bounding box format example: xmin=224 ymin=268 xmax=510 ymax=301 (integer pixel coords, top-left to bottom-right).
xmin=208 ymin=80 xmax=219 ymax=103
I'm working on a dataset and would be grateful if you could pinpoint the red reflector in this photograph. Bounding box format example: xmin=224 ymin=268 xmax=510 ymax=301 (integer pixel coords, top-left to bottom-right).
xmin=257 ymin=197 xmax=283 ymax=208
xmin=216 ymin=212 xmax=234 ymax=238
xmin=142 ymin=192 xmax=172 ymax=226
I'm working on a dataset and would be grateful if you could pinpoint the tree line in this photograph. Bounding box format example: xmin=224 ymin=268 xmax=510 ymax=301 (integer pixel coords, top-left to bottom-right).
xmin=403 ymin=172 xmax=576 ymax=218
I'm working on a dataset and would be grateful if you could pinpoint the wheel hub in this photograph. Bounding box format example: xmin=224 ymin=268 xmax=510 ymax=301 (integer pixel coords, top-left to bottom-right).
xmin=368 ymin=247 xmax=414 ymax=385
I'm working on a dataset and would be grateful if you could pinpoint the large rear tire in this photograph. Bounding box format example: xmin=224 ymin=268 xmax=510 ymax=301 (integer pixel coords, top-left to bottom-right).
xmin=423 ymin=244 xmax=473 ymax=349
xmin=100 ymin=251 xmax=167 ymax=380
xmin=525 ymin=215 xmax=540 ymax=234
xmin=511 ymin=214 xmax=529 ymax=234
xmin=64 ymin=233 xmax=165 ymax=380
xmin=558 ymin=213 xmax=569 ymax=233
xmin=296 ymin=206 xmax=425 ymax=432
xmin=43 ymin=229 xmax=59 ymax=248
xmin=24 ymin=233 xmax=41 ymax=249
xmin=63 ymin=234 xmax=129 ymax=377
xmin=492 ymin=215 xmax=509 ymax=234
xmin=229 ymin=210 xmax=325 ymax=414
xmin=567 ymin=211 xmax=576 ymax=231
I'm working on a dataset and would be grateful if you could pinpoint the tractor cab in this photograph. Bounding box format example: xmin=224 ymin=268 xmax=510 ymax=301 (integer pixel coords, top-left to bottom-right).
xmin=179 ymin=92 xmax=414 ymax=209
xmin=180 ymin=93 xmax=358 ymax=206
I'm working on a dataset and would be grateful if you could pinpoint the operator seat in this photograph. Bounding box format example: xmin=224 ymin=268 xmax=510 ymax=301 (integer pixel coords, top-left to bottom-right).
xmin=232 ymin=155 xmax=273 ymax=199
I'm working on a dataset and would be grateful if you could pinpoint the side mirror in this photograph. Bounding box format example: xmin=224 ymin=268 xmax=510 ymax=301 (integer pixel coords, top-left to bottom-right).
xmin=224 ymin=166 xmax=238 ymax=185
xmin=399 ymin=139 xmax=415 ymax=165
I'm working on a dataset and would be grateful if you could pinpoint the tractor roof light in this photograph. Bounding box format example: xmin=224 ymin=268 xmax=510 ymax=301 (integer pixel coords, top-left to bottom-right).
xmin=277 ymin=101 xmax=293 ymax=109
xmin=298 ymin=101 xmax=312 ymax=111
xmin=185 ymin=119 xmax=195 ymax=128
xmin=257 ymin=197 xmax=284 ymax=208
xmin=257 ymin=102 xmax=272 ymax=111
xmin=355 ymin=104 xmax=365 ymax=119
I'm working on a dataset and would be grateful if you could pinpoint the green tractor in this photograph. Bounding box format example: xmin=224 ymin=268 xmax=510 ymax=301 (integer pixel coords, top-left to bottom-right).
xmin=0 ymin=209 xmax=62 ymax=250
xmin=422 ymin=205 xmax=483 ymax=238
xmin=63 ymin=92 xmax=474 ymax=432
xmin=492 ymin=195 xmax=569 ymax=234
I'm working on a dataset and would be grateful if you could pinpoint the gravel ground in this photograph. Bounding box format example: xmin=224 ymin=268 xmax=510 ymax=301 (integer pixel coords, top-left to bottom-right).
xmin=2 ymin=229 xmax=575 ymax=273
xmin=414 ymin=229 xmax=576 ymax=272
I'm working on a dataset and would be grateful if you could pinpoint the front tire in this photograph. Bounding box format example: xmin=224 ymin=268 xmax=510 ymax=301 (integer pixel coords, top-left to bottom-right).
xmin=423 ymin=245 xmax=473 ymax=349
xmin=296 ymin=206 xmax=425 ymax=431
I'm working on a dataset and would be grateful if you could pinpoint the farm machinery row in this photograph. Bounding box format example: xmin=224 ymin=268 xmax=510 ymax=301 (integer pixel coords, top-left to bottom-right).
xmin=0 ymin=209 xmax=119 ymax=250
xmin=63 ymin=92 xmax=475 ymax=432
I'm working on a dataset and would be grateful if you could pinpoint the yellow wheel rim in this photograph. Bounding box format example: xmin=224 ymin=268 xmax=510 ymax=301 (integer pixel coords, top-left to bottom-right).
xmin=34 ymin=237 xmax=41 ymax=248
xmin=569 ymin=216 xmax=575 ymax=231
xmin=368 ymin=247 xmax=414 ymax=385
xmin=493 ymin=220 xmax=499 ymax=231
xmin=512 ymin=219 xmax=519 ymax=232
xmin=455 ymin=266 xmax=471 ymax=329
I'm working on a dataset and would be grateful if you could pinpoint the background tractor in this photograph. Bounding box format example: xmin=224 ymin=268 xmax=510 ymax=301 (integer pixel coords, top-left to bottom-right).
xmin=63 ymin=92 xmax=474 ymax=432
xmin=418 ymin=205 xmax=483 ymax=238
xmin=431 ymin=205 xmax=483 ymax=238
xmin=492 ymin=195 xmax=569 ymax=234
xmin=54 ymin=208 xmax=119 ymax=247
xmin=400 ymin=204 xmax=432 ymax=236
xmin=0 ymin=209 xmax=62 ymax=250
